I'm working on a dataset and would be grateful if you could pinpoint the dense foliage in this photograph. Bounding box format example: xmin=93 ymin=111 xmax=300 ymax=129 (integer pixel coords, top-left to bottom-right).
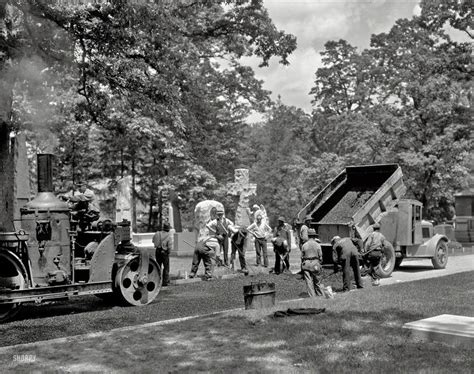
xmin=248 ymin=1 xmax=472 ymax=225
xmin=1 ymin=0 xmax=471 ymax=229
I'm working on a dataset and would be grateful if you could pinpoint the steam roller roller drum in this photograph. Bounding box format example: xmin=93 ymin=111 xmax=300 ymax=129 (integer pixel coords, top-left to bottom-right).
xmin=113 ymin=256 xmax=161 ymax=306
xmin=0 ymin=251 xmax=27 ymax=323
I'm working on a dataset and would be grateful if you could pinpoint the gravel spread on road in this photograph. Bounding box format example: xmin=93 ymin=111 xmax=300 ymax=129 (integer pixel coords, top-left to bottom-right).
xmin=0 ymin=271 xmax=341 ymax=348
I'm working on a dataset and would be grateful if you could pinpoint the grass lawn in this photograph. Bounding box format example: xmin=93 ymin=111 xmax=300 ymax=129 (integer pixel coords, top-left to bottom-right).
xmin=1 ymin=271 xmax=472 ymax=374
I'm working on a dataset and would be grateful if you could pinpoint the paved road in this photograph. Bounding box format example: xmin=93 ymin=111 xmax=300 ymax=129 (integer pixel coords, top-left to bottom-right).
xmin=0 ymin=251 xmax=472 ymax=349
xmin=382 ymin=254 xmax=474 ymax=286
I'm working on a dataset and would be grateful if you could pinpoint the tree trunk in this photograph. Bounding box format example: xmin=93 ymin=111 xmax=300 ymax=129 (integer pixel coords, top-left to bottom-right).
xmin=0 ymin=69 xmax=15 ymax=231
xmin=131 ymin=157 xmax=137 ymax=232
xmin=148 ymin=187 xmax=155 ymax=232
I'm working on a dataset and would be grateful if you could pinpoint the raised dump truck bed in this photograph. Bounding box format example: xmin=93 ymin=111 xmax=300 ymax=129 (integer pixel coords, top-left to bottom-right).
xmin=297 ymin=163 xmax=450 ymax=276
xmin=297 ymin=164 xmax=406 ymax=263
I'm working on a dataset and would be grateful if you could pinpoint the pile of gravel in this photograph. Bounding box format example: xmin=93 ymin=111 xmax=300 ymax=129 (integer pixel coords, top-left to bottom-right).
xmin=319 ymin=190 xmax=374 ymax=223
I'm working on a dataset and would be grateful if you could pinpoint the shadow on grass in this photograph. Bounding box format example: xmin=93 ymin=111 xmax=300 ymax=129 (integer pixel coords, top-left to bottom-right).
xmin=1 ymin=271 xmax=472 ymax=373
xmin=2 ymin=307 xmax=471 ymax=374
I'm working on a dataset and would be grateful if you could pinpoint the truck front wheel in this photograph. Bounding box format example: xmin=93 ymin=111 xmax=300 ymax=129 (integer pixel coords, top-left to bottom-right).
xmin=374 ymin=242 xmax=395 ymax=278
xmin=431 ymin=241 xmax=448 ymax=269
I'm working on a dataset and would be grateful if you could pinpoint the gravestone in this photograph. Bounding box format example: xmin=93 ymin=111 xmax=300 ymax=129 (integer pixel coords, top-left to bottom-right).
xmin=168 ymin=190 xmax=182 ymax=232
xmin=403 ymin=314 xmax=474 ymax=347
xmin=227 ymin=169 xmax=257 ymax=227
xmin=194 ymin=200 xmax=224 ymax=242
xmin=116 ymin=176 xmax=132 ymax=223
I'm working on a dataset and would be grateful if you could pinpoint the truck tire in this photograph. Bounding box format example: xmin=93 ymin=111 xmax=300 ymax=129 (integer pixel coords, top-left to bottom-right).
xmin=431 ymin=240 xmax=448 ymax=269
xmin=374 ymin=242 xmax=395 ymax=278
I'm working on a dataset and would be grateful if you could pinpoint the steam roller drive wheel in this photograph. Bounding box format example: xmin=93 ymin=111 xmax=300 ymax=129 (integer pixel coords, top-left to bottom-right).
xmin=113 ymin=257 xmax=161 ymax=306
xmin=0 ymin=251 xmax=27 ymax=323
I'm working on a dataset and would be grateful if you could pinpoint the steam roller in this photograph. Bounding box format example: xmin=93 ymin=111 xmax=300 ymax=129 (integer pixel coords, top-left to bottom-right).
xmin=0 ymin=154 xmax=162 ymax=322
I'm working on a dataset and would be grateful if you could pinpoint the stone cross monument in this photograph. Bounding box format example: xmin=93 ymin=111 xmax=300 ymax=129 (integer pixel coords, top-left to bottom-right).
xmin=227 ymin=169 xmax=257 ymax=227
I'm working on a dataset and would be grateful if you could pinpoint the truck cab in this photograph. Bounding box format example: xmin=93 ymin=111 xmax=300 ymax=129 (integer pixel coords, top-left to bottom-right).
xmin=381 ymin=200 xmax=449 ymax=270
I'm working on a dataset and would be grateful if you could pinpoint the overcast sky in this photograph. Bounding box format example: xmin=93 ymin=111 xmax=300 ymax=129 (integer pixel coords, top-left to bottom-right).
xmin=242 ymin=0 xmax=421 ymax=118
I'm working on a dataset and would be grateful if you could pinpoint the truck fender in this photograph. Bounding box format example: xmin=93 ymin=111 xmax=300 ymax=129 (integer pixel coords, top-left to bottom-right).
xmin=424 ymin=234 xmax=448 ymax=256
xmin=426 ymin=234 xmax=449 ymax=269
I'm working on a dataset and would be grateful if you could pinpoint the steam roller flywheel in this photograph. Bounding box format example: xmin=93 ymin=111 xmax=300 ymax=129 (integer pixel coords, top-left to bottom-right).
xmin=0 ymin=251 xmax=27 ymax=323
xmin=113 ymin=256 xmax=161 ymax=306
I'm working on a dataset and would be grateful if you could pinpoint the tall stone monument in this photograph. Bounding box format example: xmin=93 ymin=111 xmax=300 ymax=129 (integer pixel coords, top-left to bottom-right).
xmin=0 ymin=131 xmax=30 ymax=231
xmin=227 ymin=169 xmax=257 ymax=226
xmin=115 ymin=176 xmax=132 ymax=223
xmin=168 ymin=190 xmax=183 ymax=232
xmin=13 ymin=133 xmax=30 ymax=227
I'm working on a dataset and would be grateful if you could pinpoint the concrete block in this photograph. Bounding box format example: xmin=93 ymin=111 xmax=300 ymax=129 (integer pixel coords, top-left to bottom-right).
xmin=172 ymin=231 xmax=196 ymax=257
xmin=403 ymin=314 xmax=474 ymax=348
xmin=171 ymin=278 xmax=202 ymax=285
xmin=220 ymin=273 xmax=241 ymax=280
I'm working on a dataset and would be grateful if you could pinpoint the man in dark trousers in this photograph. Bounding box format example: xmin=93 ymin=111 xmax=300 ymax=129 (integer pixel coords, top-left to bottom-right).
xmin=363 ymin=222 xmax=389 ymax=286
xmin=153 ymin=222 xmax=174 ymax=286
xmin=298 ymin=217 xmax=311 ymax=249
xmin=247 ymin=213 xmax=272 ymax=267
xmin=331 ymin=235 xmax=364 ymax=292
xmin=271 ymin=216 xmax=291 ymax=274
xmin=206 ymin=207 xmax=237 ymax=266
xmin=230 ymin=228 xmax=249 ymax=274
xmin=301 ymin=229 xmax=324 ymax=297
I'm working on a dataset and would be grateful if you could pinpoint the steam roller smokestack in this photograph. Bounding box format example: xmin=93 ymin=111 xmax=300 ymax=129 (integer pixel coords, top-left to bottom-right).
xmin=37 ymin=154 xmax=54 ymax=193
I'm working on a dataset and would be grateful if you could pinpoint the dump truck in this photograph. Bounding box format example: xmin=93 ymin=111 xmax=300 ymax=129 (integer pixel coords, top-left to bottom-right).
xmin=296 ymin=164 xmax=449 ymax=278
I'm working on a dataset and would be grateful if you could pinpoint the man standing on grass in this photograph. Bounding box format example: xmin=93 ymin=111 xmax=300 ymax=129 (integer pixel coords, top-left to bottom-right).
xmin=247 ymin=213 xmax=272 ymax=267
xmin=153 ymin=222 xmax=174 ymax=287
xmin=331 ymin=235 xmax=364 ymax=292
xmin=189 ymin=235 xmax=220 ymax=281
xmin=206 ymin=207 xmax=238 ymax=266
xmin=301 ymin=228 xmax=324 ymax=297
xmin=363 ymin=223 xmax=389 ymax=286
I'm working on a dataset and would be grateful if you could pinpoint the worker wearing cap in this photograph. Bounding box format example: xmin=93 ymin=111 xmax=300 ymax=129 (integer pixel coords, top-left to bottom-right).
xmin=153 ymin=222 xmax=174 ymax=286
xmin=70 ymin=183 xmax=99 ymax=211
xmin=247 ymin=213 xmax=272 ymax=267
xmin=250 ymin=204 xmax=261 ymax=223
xmin=206 ymin=207 xmax=238 ymax=266
xmin=301 ymin=228 xmax=323 ymax=297
xmin=363 ymin=223 xmax=389 ymax=286
xmin=331 ymin=236 xmax=364 ymax=292
xmin=271 ymin=216 xmax=291 ymax=274
xmin=69 ymin=183 xmax=100 ymax=229
xmin=299 ymin=216 xmax=311 ymax=249
xmin=189 ymin=236 xmax=220 ymax=281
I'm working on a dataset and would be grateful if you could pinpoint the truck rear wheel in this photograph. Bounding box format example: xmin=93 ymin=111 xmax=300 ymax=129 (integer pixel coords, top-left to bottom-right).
xmin=374 ymin=242 xmax=395 ymax=278
xmin=431 ymin=240 xmax=448 ymax=269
